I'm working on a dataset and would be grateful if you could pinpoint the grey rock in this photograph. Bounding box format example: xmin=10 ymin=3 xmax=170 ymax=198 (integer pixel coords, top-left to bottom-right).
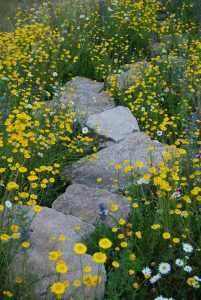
xmin=47 ymin=76 xmax=114 ymax=123
xmin=86 ymin=106 xmax=139 ymax=143
xmin=14 ymin=251 xmax=106 ymax=300
xmin=160 ymin=34 xmax=189 ymax=45
xmin=63 ymin=132 xmax=167 ymax=191
xmin=28 ymin=207 xmax=93 ymax=251
xmin=52 ymin=183 xmax=129 ymax=225
xmin=12 ymin=207 xmax=106 ymax=299
xmin=148 ymin=42 xmax=169 ymax=56
xmin=159 ymin=55 xmax=186 ymax=68
xmin=108 ymin=61 xmax=150 ymax=90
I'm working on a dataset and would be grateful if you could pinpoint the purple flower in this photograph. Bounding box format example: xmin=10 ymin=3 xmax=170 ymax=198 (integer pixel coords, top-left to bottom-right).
xmin=99 ymin=203 xmax=108 ymax=222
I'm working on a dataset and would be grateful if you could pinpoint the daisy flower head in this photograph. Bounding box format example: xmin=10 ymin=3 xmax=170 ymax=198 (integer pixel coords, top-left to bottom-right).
xmin=158 ymin=262 xmax=171 ymax=275
xmin=184 ymin=265 xmax=192 ymax=273
xmin=154 ymin=296 xmax=175 ymax=300
xmin=182 ymin=243 xmax=193 ymax=253
xmin=82 ymin=127 xmax=89 ymax=134
xmin=150 ymin=273 xmax=161 ymax=284
xmin=175 ymin=259 xmax=184 ymax=267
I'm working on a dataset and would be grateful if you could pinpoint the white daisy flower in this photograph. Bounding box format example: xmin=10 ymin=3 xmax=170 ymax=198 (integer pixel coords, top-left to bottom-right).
xmin=150 ymin=273 xmax=161 ymax=284
xmin=5 ymin=200 xmax=12 ymax=208
xmin=175 ymin=259 xmax=184 ymax=267
xmin=182 ymin=243 xmax=193 ymax=253
xmin=184 ymin=265 xmax=192 ymax=272
xmin=158 ymin=262 xmax=171 ymax=274
xmin=82 ymin=127 xmax=89 ymax=134
xmin=142 ymin=267 xmax=152 ymax=277
xmin=194 ymin=276 xmax=201 ymax=282
xmin=154 ymin=296 xmax=175 ymax=300
xmin=53 ymin=72 xmax=58 ymax=77
xmin=157 ymin=130 xmax=163 ymax=136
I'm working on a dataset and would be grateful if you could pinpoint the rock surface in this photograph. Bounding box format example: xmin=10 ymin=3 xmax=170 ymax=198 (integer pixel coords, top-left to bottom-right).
xmin=48 ymin=76 xmax=114 ymax=123
xmin=86 ymin=106 xmax=139 ymax=143
xmin=12 ymin=207 xmax=106 ymax=299
xmin=63 ymin=132 xmax=167 ymax=190
xmin=148 ymin=42 xmax=169 ymax=56
xmin=108 ymin=61 xmax=150 ymax=89
xmin=14 ymin=251 xmax=106 ymax=300
xmin=52 ymin=183 xmax=129 ymax=225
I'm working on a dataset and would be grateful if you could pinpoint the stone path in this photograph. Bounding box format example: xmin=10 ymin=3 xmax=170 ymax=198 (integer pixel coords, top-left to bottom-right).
xmin=17 ymin=8 xmax=186 ymax=297
xmin=18 ymin=65 xmax=169 ymax=299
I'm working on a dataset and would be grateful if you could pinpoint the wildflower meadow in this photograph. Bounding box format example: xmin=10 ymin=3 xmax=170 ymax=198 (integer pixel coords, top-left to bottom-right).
xmin=0 ymin=0 xmax=200 ymax=299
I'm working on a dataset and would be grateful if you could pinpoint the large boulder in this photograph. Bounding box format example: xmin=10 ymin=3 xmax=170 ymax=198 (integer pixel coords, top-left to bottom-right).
xmin=12 ymin=207 xmax=106 ymax=299
xmin=107 ymin=61 xmax=150 ymax=90
xmin=86 ymin=106 xmax=139 ymax=143
xmin=47 ymin=76 xmax=114 ymax=123
xmin=52 ymin=183 xmax=130 ymax=225
xmin=63 ymin=132 xmax=167 ymax=191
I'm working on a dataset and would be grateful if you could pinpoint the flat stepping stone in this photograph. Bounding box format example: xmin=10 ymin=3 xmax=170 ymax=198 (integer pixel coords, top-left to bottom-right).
xmin=63 ymin=132 xmax=167 ymax=191
xmin=52 ymin=183 xmax=129 ymax=225
xmin=47 ymin=76 xmax=114 ymax=122
xmin=86 ymin=106 xmax=139 ymax=143
xmin=107 ymin=61 xmax=150 ymax=90
xmin=12 ymin=207 xmax=106 ymax=299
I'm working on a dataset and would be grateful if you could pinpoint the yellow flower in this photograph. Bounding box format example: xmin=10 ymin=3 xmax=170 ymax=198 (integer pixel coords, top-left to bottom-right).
xmin=50 ymin=282 xmax=66 ymax=296
xmin=119 ymin=218 xmax=126 ymax=225
xmin=112 ymin=227 xmax=118 ymax=233
xmin=96 ymin=177 xmax=102 ymax=183
xmin=56 ymin=260 xmax=68 ymax=274
xmin=3 ymin=291 xmax=13 ymax=298
xmin=112 ymin=261 xmax=120 ymax=268
xmin=129 ymin=269 xmax=135 ymax=275
xmin=83 ymin=275 xmax=93 ymax=286
xmin=172 ymin=238 xmax=180 ymax=244
xmin=132 ymin=282 xmax=139 ymax=289
xmin=21 ymin=241 xmax=30 ymax=248
xmin=124 ymin=165 xmax=133 ymax=173
xmin=187 ymin=277 xmax=197 ymax=286
xmin=10 ymin=225 xmax=19 ymax=233
xmin=0 ymin=234 xmax=10 ymax=241
xmin=6 ymin=181 xmax=19 ymax=190
xmin=129 ymin=254 xmax=136 ymax=261
xmin=135 ymin=231 xmax=142 ymax=239
xmin=19 ymin=167 xmax=27 ymax=173
xmin=0 ymin=204 xmax=4 ymax=211
xmin=58 ymin=234 xmax=66 ymax=242
xmin=33 ymin=205 xmax=43 ymax=213
xmin=92 ymin=252 xmax=107 ymax=263
xmin=73 ymin=280 xmax=81 ymax=287
xmin=110 ymin=204 xmax=118 ymax=211
xmin=135 ymin=161 xmax=144 ymax=168
xmin=120 ymin=241 xmax=128 ymax=248
xmin=191 ymin=187 xmax=201 ymax=195
xmin=63 ymin=280 xmax=70 ymax=288
xmin=92 ymin=275 xmax=102 ymax=285
xmin=15 ymin=277 xmax=23 ymax=284
xmin=163 ymin=232 xmax=171 ymax=239
xmin=73 ymin=243 xmax=87 ymax=255
xmin=151 ymin=224 xmax=161 ymax=230
xmin=132 ymin=203 xmax=139 ymax=208
xmin=99 ymin=238 xmax=112 ymax=249
xmin=83 ymin=266 xmax=92 ymax=272
xmin=49 ymin=251 xmax=63 ymax=261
